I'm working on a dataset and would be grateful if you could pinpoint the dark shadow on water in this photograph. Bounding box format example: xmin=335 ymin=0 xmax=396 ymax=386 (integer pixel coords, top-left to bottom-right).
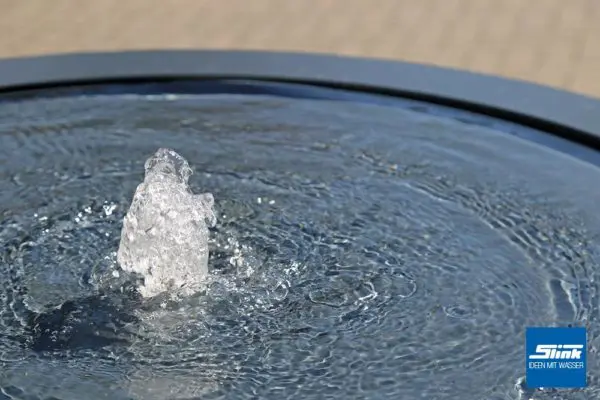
xmin=23 ymin=280 xmax=143 ymax=354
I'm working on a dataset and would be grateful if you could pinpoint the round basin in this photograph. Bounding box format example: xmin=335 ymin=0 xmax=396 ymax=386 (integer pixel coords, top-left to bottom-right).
xmin=0 ymin=51 xmax=599 ymax=400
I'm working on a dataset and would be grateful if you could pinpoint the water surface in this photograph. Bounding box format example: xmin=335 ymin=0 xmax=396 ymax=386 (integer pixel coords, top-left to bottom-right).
xmin=1 ymin=92 xmax=599 ymax=399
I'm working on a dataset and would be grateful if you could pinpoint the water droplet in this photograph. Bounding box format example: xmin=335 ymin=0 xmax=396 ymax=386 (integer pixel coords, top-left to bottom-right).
xmin=103 ymin=204 xmax=117 ymax=216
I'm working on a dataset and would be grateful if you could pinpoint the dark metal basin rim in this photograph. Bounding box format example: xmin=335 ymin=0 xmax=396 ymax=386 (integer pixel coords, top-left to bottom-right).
xmin=0 ymin=50 xmax=599 ymax=151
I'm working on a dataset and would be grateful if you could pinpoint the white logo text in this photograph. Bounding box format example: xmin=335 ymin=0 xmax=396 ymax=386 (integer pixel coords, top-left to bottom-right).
xmin=529 ymin=344 xmax=583 ymax=360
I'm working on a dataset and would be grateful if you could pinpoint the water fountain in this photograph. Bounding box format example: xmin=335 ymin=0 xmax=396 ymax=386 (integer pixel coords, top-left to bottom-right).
xmin=117 ymin=147 xmax=217 ymax=299
xmin=1 ymin=51 xmax=600 ymax=400
xmin=21 ymin=148 xmax=215 ymax=355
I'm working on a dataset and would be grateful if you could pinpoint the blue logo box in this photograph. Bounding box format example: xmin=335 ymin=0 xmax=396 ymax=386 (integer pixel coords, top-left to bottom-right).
xmin=526 ymin=327 xmax=587 ymax=389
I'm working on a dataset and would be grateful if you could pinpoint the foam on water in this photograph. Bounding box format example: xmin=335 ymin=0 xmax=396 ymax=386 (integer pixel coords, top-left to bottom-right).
xmin=117 ymin=148 xmax=217 ymax=298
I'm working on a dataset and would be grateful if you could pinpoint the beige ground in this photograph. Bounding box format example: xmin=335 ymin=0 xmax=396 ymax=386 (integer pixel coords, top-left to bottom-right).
xmin=0 ymin=0 xmax=598 ymax=98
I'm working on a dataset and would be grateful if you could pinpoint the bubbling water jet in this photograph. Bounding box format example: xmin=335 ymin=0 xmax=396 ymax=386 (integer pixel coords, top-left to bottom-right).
xmin=117 ymin=148 xmax=217 ymax=298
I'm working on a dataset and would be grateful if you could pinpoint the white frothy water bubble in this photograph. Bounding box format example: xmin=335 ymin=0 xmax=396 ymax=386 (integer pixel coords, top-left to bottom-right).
xmin=117 ymin=148 xmax=216 ymax=298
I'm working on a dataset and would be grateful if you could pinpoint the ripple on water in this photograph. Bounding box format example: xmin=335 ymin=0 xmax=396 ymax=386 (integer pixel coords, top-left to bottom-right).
xmin=1 ymin=93 xmax=600 ymax=399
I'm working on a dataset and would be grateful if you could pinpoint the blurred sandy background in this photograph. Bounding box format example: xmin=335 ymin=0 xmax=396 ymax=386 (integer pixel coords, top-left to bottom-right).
xmin=0 ymin=0 xmax=598 ymax=98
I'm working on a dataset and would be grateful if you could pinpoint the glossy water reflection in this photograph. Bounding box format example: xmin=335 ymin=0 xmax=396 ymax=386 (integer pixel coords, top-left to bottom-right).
xmin=1 ymin=93 xmax=599 ymax=399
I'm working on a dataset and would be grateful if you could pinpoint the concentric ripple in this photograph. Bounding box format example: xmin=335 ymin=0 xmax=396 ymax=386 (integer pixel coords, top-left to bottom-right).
xmin=1 ymin=92 xmax=600 ymax=399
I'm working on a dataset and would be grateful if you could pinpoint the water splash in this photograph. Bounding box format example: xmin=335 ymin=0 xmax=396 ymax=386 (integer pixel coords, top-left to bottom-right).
xmin=117 ymin=148 xmax=217 ymax=298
